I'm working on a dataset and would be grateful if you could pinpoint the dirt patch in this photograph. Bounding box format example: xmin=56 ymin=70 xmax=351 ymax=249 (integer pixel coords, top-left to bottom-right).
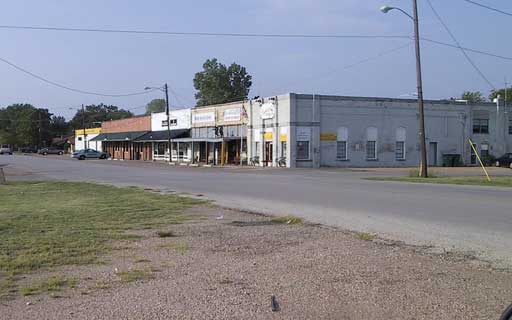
xmin=2 ymin=206 xmax=511 ymax=320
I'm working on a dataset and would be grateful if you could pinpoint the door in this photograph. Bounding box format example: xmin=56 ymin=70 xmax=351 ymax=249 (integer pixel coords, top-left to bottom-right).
xmin=429 ymin=142 xmax=438 ymax=166
xmin=264 ymin=141 xmax=273 ymax=166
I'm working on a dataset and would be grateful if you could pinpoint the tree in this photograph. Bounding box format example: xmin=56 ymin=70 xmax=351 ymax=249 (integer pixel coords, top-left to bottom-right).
xmin=461 ymin=91 xmax=485 ymax=103
xmin=193 ymin=58 xmax=252 ymax=106
xmin=489 ymin=87 xmax=512 ymax=103
xmin=145 ymin=99 xmax=166 ymax=115
xmin=0 ymin=104 xmax=52 ymax=147
xmin=49 ymin=116 xmax=69 ymax=137
xmin=68 ymin=103 xmax=133 ymax=130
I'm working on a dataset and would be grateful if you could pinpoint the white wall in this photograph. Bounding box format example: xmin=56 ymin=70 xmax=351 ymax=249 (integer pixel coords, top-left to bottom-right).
xmin=75 ymin=133 xmax=102 ymax=151
xmin=151 ymin=109 xmax=191 ymax=131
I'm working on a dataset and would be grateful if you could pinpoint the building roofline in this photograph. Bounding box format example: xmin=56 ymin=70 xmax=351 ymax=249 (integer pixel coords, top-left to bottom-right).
xmin=290 ymin=93 xmax=496 ymax=107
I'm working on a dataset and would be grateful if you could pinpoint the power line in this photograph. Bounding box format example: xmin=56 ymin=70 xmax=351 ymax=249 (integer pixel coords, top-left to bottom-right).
xmin=273 ymin=43 xmax=412 ymax=93
xmin=0 ymin=56 xmax=158 ymax=97
xmin=461 ymin=0 xmax=512 ymax=17
xmin=0 ymin=25 xmax=409 ymax=40
xmin=426 ymin=0 xmax=495 ymax=90
xmin=1 ymin=24 xmax=510 ymax=62
xmin=420 ymin=37 xmax=512 ymax=61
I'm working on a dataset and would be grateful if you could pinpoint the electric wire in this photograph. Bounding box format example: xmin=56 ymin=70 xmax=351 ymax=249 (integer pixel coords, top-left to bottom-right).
xmin=0 ymin=56 xmax=158 ymax=97
xmin=426 ymin=0 xmax=496 ymax=90
xmin=460 ymin=0 xmax=512 ymax=17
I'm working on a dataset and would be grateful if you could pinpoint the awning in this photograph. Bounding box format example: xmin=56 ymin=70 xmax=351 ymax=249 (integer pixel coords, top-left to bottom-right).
xmin=134 ymin=129 xmax=190 ymax=142
xmin=90 ymin=131 xmax=148 ymax=142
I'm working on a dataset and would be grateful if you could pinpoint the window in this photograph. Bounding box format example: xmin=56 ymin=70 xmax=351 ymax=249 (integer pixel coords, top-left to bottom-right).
xmin=78 ymin=137 xmax=83 ymax=141
xmin=395 ymin=142 xmax=405 ymax=160
xmin=470 ymin=143 xmax=477 ymax=164
xmin=473 ymin=119 xmax=489 ymax=134
xmin=336 ymin=141 xmax=347 ymax=160
xmin=170 ymin=119 xmax=177 ymax=126
xmin=366 ymin=141 xmax=376 ymax=159
xmin=337 ymin=127 xmax=348 ymax=160
xmin=481 ymin=143 xmax=489 ymax=158
xmin=395 ymin=127 xmax=406 ymax=160
xmin=296 ymin=141 xmax=310 ymax=160
xmin=281 ymin=141 xmax=287 ymax=157
xmin=366 ymin=127 xmax=378 ymax=160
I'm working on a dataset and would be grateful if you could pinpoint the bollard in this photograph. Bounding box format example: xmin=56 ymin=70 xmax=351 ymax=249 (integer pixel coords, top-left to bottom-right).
xmin=0 ymin=167 xmax=5 ymax=184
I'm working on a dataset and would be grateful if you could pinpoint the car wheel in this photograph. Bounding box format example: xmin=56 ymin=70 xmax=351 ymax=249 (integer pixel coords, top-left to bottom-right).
xmin=79 ymin=155 xmax=86 ymax=160
xmin=43 ymin=152 xmax=47 ymax=156
xmin=58 ymin=151 xmax=63 ymax=155
xmin=100 ymin=154 xmax=106 ymax=159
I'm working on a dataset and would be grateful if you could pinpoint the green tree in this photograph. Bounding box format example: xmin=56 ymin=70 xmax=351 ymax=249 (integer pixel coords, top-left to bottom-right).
xmin=193 ymin=58 xmax=252 ymax=106
xmin=144 ymin=99 xmax=166 ymax=115
xmin=68 ymin=104 xmax=133 ymax=130
xmin=489 ymin=87 xmax=512 ymax=103
xmin=461 ymin=91 xmax=485 ymax=103
xmin=49 ymin=116 xmax=69 ymax=137
xmin=0 ymin=104 xmax=52 ymax=147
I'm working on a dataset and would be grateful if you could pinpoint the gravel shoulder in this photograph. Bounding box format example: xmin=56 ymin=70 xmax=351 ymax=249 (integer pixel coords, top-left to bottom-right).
xmin=2 ymin=205 xmax=512 ymax=320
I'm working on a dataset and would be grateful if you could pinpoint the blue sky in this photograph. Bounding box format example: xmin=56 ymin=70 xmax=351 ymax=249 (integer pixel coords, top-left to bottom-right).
xmin=0 ymin=0 xmax=510 ymax=119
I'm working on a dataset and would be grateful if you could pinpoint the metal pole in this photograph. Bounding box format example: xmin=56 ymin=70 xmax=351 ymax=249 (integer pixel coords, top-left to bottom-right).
xmin=81 ymin=104 xmax=88 ymax=150
xmin=164 ymin=83 xmax=171 ymax=163
xmin=412 ymin=0 xmax=428 ymax=178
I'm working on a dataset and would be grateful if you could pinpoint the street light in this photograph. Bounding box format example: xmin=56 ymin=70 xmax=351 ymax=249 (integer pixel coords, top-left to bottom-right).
xmin=145 ymin=84 xmax=171 ymax=163
xmin=381 ymin=1 xmax=428 ymax=178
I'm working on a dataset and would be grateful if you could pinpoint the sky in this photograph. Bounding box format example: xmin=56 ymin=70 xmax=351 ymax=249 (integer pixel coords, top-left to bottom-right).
xmin=0 ymin=0 xmax=511 ymax=119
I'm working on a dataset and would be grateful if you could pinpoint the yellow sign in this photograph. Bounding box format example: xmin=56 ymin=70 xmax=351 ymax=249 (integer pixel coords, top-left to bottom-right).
xmin=264 ymin=132 xmax=273 ymax=140
xmin=320 ymin=133 xmax=337 ymax=141
xmin=75 ymin=128 xmax=101 ymax=136
xmin=280 ymin=134 xmax=287 ymax=142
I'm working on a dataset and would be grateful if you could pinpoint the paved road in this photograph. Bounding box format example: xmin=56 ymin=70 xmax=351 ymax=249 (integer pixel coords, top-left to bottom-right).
xmin=2 ymin=155 xmax=512 ymax=266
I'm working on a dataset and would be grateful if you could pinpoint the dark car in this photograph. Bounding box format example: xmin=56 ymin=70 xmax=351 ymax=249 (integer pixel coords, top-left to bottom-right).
xmin=71 ymin=149 xmax=109 ymax=160
xmin=38 ymin=147 xmax=64 ymax=155
xmin=495 ymin=153 xmax=512 ymax=169
xmin=20 ymin=146 xmax=38 ymax=153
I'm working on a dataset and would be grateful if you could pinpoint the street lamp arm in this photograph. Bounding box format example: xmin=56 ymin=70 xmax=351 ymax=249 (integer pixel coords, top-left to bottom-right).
xmin=380 ymin=6 xmax=414 ymax=20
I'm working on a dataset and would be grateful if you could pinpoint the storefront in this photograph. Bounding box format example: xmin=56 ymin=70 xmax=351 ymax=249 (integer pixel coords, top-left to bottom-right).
xmin=190 ymin=102 xmax=248 ymax=165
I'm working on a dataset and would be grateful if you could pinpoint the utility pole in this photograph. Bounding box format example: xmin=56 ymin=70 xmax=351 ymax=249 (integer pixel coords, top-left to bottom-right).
xmin=164 ymin=83 xmax=171 ymax=163
xmin=412 ymin=0 xmax=428 ymax=178
xmin=38 ymin=110 xmax=42 ymax=148
xmin=82 ymin=104 xmax=88 ymax=149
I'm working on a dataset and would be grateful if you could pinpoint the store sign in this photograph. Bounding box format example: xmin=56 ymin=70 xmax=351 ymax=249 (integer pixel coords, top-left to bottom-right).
xmin=320 ymin=133 xmax=337 ymax=141
xmin=192 ymin=112 xmax=215 ymax=124
xmin=296 ymin=127 xmax=311 ymax=141
xmin=223 ymin=108 xmax=241 ymax=122
xmin=260 ymin=103 xmax=275 ymax=119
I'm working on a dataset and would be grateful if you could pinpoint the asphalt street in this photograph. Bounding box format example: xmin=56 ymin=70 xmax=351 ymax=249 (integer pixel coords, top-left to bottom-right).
xmin=2 ymin=155 xmax=511 ymax=266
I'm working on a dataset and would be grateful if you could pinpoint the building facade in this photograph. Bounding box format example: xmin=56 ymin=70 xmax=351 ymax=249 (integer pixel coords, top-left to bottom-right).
xmin=247 ymin=93 xmax=512 ymax=168
xmin=74 ymin=128 xmax=102 ymax=152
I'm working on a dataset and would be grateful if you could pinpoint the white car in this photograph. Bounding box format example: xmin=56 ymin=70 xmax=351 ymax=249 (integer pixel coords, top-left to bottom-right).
xmin=0 ymin=144 xmax=13 ymax=155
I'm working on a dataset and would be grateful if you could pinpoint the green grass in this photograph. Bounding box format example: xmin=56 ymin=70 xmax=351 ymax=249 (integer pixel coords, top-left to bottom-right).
xmin=116 ymin=269 xmax=154 ymax=283
xmin=356 ymin=232 xmax=376 ymax=242
xmin=366 ymin=176 xmax=512 ymax=188
xmin=0 ymin=181 xmax=204 ymax=297
xmin=270 ymin=215 xmax=304 ymax=225
xmin=20 ymin=276 xmax=77 ymax=296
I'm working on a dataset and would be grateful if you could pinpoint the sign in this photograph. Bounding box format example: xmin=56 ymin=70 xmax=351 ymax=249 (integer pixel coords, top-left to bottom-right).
xmin=320 ymin=133 xmax=337 ymax=141
xmin=192 ymin=112 xmax=215 ymax=124
xmin=264 ymin=132 xmax=273 ymax=140
xmin=254 ymin=129 xmax=261 ymax=142
xmin=260 ymin=102 xmax=275 ymax=119
xmin=280 ymin=134 xmax=287 ymax=142
xmin=223 ymin=108 xmax=241 ymax=122
xmin=296 ymin=127 xmax=311 ymax=141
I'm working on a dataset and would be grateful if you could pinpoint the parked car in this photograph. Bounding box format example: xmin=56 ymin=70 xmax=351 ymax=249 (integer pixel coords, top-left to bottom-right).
xmin=20 ymin=146 xmax=38 ymax=153
xmin=72 ymin=149 xmax=109 ymax=160
xmin=38 ymin=147 xmax=64 ymax=155
xmin=0 ymin=144 xmax=13 ymax=155
xmin=495 ymin=153 xmax=512 ymax=169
